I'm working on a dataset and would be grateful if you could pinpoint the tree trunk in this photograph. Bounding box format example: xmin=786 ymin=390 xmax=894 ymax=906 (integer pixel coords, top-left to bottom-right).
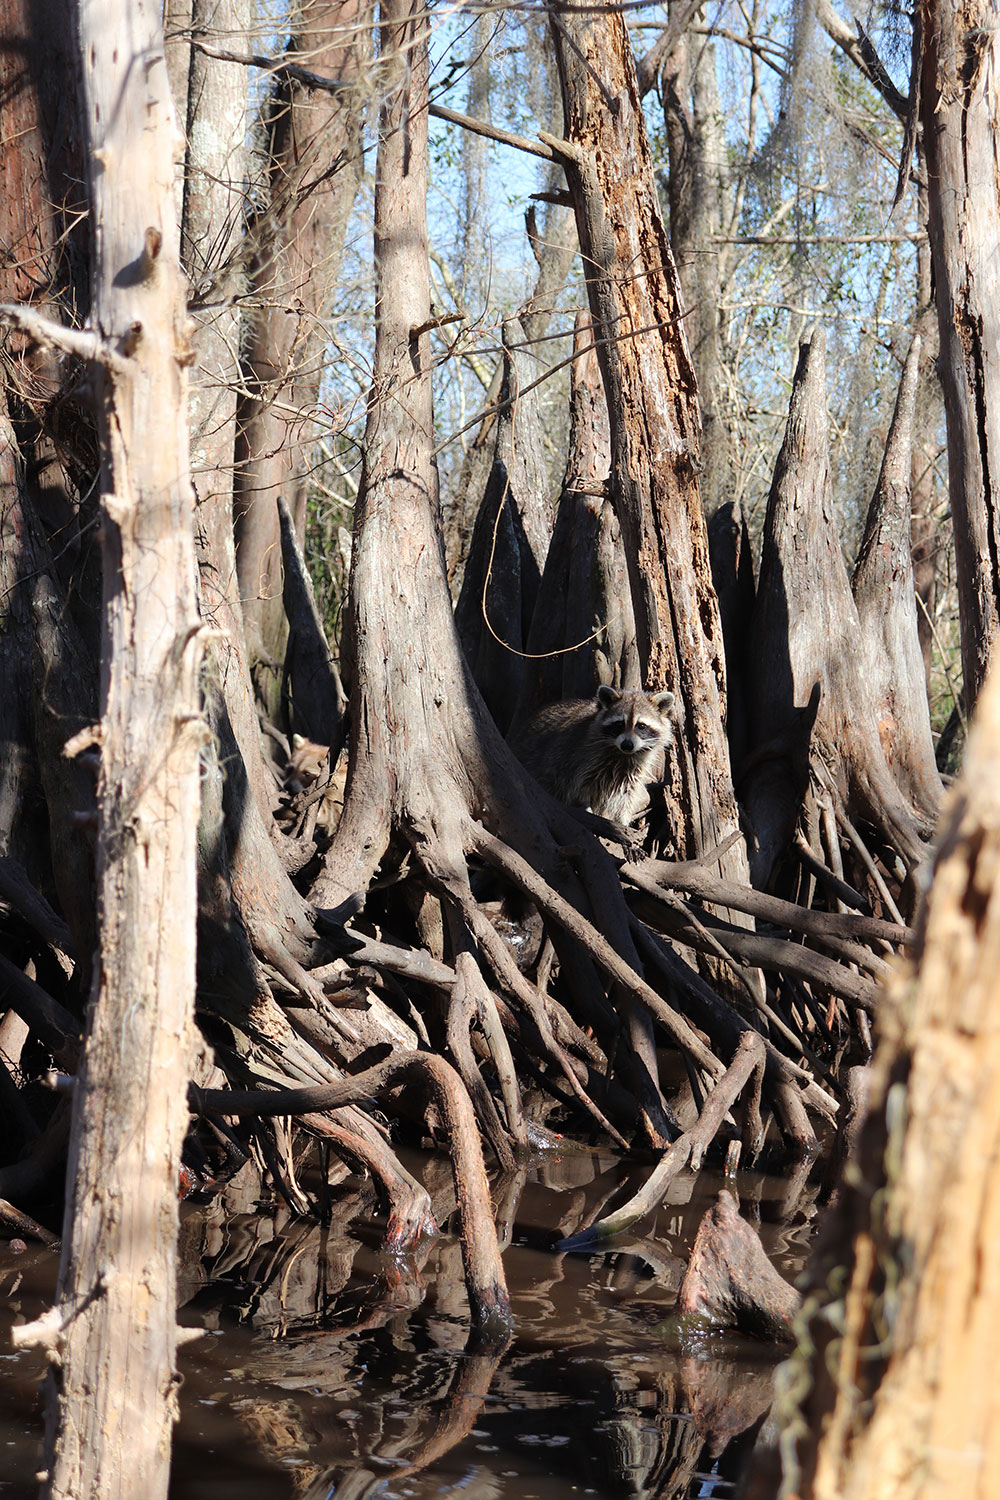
xmin=514 ymin=309 xmax=639 ymax=721
xmin=548 ymin=3 xmax=748 ymax=882
xmin=660 ymin=15 xmax=731 ymax=518
xmin=38 ymin=1 xmax=203 ymax=1494
xmin=921 ymin=1 xmax=1000 ymax=710
xmin=747 ymin=331 xmax=930 ymax=891
xmin=783 ymin=656 xmax=1000 ymax=1500
xmin=309 ymin=0 xmax=513 ymax=1332
xmin=851 ymin=336 xmax=943 ymax=829
xmin=454 ymin=318 xmax=552 ymax=734
xmin=234 ymin=0 xmax=369 ymax=714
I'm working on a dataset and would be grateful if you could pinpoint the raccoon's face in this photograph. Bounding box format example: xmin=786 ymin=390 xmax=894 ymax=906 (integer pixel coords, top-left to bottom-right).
xmin=595 ymin=685 xmax=675 ymax=757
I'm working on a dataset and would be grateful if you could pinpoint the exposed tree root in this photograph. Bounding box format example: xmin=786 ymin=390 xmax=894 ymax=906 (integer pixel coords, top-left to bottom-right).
xmin=559 ymin=1032 xmax=766 ymax=1249
xmin=191 ymin=1049 xmax=512 ymax=1336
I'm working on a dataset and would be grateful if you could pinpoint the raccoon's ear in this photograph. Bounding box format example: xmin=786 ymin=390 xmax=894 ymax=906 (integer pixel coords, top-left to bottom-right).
xmin=652 ymin=690 xmax=675 ymax=716
xmin=596 ymin=684 xmax=621 ymax=709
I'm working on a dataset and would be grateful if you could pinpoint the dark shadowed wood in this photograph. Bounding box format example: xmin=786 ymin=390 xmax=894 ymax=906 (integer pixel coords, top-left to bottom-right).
xmin=278 ymin=493 xmax=347 ymax=749
xmin=708 ymin=500 xmax=755 ymax=778
xmin=455 ymin=318 xmax=551 ymax=734
xmin=748 ymin=332 xmax=928 ymax=888
xmin=513 ymin=311 xmax=639 ymax=728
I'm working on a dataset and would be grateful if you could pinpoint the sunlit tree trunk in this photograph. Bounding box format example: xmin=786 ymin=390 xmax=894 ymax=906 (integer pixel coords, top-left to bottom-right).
xmin=921 ymin=0 xmax=1000 ymax=710
xmin=234 ymin=0 xmax=370 ymax=716
xmin=39 ymin=0 xmax=202 ymax=1493
xmin=782 ymin=658 xmax=1000 ymax=1500
xmin=549 ymin=2 xmax=748 ymax=883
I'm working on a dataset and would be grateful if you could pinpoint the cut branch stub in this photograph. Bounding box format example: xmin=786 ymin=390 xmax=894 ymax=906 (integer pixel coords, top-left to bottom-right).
xmin=851 ymin=336 xmax=942 ymax=832
xmin=747 ymin=330 xmax=928 ymax=888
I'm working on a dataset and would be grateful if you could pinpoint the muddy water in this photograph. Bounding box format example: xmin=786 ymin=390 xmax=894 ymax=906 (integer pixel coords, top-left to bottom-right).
xmin=0 ymin=1147 xmax=820 ymax=1499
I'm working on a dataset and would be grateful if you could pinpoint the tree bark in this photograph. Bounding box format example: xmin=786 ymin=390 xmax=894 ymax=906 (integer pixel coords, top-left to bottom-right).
xmin=513 ymin=309 xmax=639 ymax=722
xmin=234 ymin=0 xmax=369 ymax=713
xmin=660 ymin=16 xmax=731 ymax=517
xmin=548 ymin=3 xmax=748 ymax=884
xmin=852 ymin=336 xmax=943 ymax=829
xmin=747 ymin=332 xmax=930 ymax=889
xmin=784 ymin=658 xmax=1000 ymax=1500
xmin=921 ymin=1 xmax=1000 ymax=710
xmin=454 ymin=318 xmax=551 ymax=734
xmin=38 ymin=1 xmax=203 ymax=1494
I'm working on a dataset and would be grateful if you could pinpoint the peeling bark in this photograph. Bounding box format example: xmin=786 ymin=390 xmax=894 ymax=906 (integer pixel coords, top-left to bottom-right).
xmin=785 ymin=654 xmax=1000 ymax=1500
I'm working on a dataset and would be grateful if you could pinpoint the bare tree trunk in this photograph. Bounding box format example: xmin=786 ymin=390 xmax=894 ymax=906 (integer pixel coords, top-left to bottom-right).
xmin=921 ymin=0 xmax=1000 ymax=710
xmin=514 ymin=309 xmax=639 ymax=721
xmin=548 ymin=3 xmax=748 ymax=884
xmin=234 ymin=0 xmax=369 ymax=714
xmin=781 ymin=657 xmax=1000 ymax=1500
xmin=310 ymin=0 xmax=513 ymax=1330
xmin=34 ymin=1 xmax=203 ymax=1494
xmin=910 ymin=172 xmax=943 ymax=684
xmin=660 ymin=16 xmax=731 ymax=517
xmin=852 ymin=337 xmax=943 ymax=829
xmin=747 ymin=332 xmax=930 ymax=890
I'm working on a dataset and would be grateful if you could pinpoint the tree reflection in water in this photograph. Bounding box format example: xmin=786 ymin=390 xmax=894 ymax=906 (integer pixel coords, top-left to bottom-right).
xmin=169 ymin=1141 xmax=817 ymax=1500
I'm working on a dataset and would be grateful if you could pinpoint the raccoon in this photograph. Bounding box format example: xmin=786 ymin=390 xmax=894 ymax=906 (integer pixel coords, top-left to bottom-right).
xmin=513 ymin=684 xmax=675 ymax=826
xmin=283 ymin=736 xmax=347 ymax=832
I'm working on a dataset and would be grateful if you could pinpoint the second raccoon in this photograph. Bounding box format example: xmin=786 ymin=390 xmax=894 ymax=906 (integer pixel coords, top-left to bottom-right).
xmin=514 ymin=685 xmax=675 ymax=826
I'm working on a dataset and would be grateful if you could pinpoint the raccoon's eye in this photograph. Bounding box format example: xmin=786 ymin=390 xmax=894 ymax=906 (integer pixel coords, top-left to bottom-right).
xmin=604 ymin=718 xmax=626 ymax=736
xmin=634 ymin=722 xmax=659 ymax=741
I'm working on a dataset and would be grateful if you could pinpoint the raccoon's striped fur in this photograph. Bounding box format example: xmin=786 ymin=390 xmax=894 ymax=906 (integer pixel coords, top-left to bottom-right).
xmin=513 ymin=685 xmax=675 ymax=825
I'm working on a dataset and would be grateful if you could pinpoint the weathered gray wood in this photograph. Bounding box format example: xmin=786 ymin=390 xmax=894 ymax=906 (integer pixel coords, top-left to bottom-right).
xmin=852 ymin=336 xmax=943 ymax=829
xmin=921 ymin=4 xmax=1000 ymax=710
xmin=39 ymin=2 xmax=204 ymax=1495
xmin=747 ymin=332 xmax=928 ymax=888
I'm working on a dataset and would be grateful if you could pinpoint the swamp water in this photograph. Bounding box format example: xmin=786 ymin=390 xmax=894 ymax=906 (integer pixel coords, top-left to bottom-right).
xmin=0 ymin=1147 xmax=820 ymax=1499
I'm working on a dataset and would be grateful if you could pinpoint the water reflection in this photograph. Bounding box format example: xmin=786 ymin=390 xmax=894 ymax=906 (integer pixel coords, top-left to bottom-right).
xmin=167 ymin=1145 xmax=816 ymax=1499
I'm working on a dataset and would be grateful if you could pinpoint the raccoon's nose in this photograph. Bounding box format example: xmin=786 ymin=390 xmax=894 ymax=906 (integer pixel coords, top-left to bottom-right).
xmin=619 ymin=736 xmax=635 ymax=753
